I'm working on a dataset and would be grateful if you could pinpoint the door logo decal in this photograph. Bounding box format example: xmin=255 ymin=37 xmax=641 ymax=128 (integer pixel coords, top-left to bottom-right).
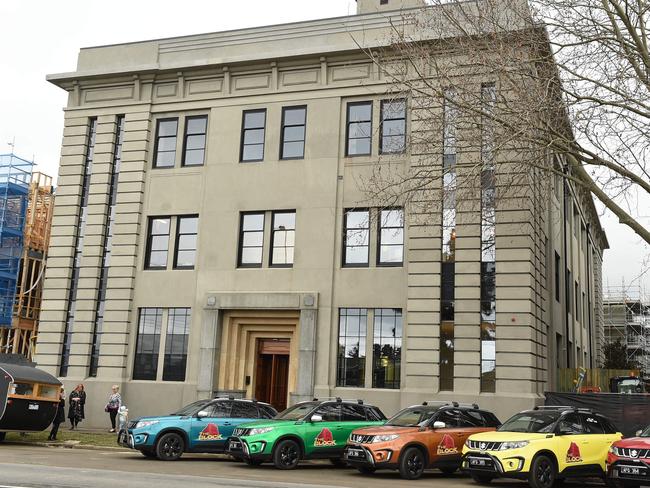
xmin=198 ymin=423 xmax=223 ymax=441
xmin=437 ymin=434 xmax=459 ymax=455
xmin=566 ymin=442 xmax=582 ymax=463
xmin=314 ymin=428 xmax=336 ymax=447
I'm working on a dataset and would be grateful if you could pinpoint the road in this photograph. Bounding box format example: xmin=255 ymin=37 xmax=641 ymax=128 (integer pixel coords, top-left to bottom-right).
xmin=0 ymin=445 xmax=607 ymax=488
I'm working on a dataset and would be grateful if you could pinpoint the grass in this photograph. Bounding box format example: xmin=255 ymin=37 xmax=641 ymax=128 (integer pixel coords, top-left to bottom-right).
xmin=5 ymin=429 xmax=122 ymax=448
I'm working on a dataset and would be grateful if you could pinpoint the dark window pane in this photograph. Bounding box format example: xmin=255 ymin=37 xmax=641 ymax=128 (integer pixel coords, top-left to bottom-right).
xmin=133 ymin=308 xmax=163 ymax=380
xmin=163 ymin=308 xmax=190 ymax=381
xmin=349 ymin=103 xmax=372 ymax=122
xmin=283 ymin=126 xmax=305 ymax=142
xmin=244 ymin=128 xmax=265 ymax=145
xmin=341 ymin=404 xmax=367 ymax=421
xmin=157 ymin=137 xmax=177 ymax=152
xmin=186 ymin=117 xmax=207 ymax=134
xmin=372 ymin=308 xmax=402 ymax=389
xmin=282 ymin=142 xmax=304 ymax=159
xmin=337 ymin=308 xmax=367 ymax=387
xmin=158 ymin=120 xmax=178 ymax=137
xmin=284 ymin=107 xmax=306 ymax=125
xmin=244 ymin=111 xmax=266 ymax=128
xmin=155 ymin=151 xmax=176 ymax=168
xmin=231 ymin=401 xmax=259 ymax=418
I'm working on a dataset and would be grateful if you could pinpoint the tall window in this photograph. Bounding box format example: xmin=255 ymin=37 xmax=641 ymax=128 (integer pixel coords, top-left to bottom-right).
xmin=240 ymin=110 xmax=266 ymax=162
xmin=555 ymin=252 xmax=561 ymax=302
xmin=380 ymin=99 xmax=406 ymax=154
xmin=89 ymin=115 xmax=124 ymax=377
xmin=133 ymin=308 xmax=163 ymax=381
xmin=182 ymin=116 xmax=207 ymax=166
xmin=372 ymin=308 xmax=402 ymax=389
xmin=346 ymin=102 xmax=372 ymax=156
xmin=162 ymin=308 xmax=191 ymax=382
xmin=60 ymin=117 xmax=97 ymax=377
xmin=336 ymin=309 xmax=367 ymax=387
xmin=153 ymin=119 xmax=178 ymax=168
xmin=145 ymin=217 xmax=171 ymax=269
xmin=343 ymin=209 xmax=370 ymax=266
xmin=270 ymin=211 xmax=296 ymax=267
xmin=378 ymin=208 xmax=404 ymax=265
xmin=280 ymin=106 xmax=306 ymax=159
xmin=174 ymin=215 xmax=198 ymax=269
xmin=238 ymin=212 xmax=265 ymax=267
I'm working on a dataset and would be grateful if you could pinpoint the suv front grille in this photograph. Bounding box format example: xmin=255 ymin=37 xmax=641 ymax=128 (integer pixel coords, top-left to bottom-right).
xmin=617 ymin=448 xmax=650 ymax=459
xmin=233 ymin=428 xmax=251 ymax=437
xmin=349 ymin=434 xmax=374 ymax=444
xmin=467 ymin=440 xmax=503 ymax=451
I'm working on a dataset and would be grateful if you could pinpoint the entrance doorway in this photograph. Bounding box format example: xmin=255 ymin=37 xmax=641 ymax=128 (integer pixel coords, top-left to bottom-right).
xmin=255 ymin=339 xmax=290 ymax=411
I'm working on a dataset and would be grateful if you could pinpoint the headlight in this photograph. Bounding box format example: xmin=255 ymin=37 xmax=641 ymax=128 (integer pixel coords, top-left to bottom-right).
xmin=500 ymin=441 xmax=529 ymax=450
xmin=249 ymin=427 xmax=274 ymax=435
xmin=134 ymin=420 xmax=159 ymax=429
xmin=372 ymin=434 xmax=399 ymax=443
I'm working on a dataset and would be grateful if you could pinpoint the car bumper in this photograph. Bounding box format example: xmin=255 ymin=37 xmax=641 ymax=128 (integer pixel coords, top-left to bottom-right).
xmin=117 ymin=429 xmax=154 ymax=450
xmin=608 ymin=459 xmax=650 ymax=483
xmin=343 ymin=445 xmax=397 ymax=469
xmin=462 ymin=452 xmax=527 ymax=479
xmin=227 ymin=437 xmax=272 ymax=462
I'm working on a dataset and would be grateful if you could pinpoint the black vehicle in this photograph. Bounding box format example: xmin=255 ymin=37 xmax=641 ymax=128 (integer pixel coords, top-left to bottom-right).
xmin=0 ymin=361 xmax=62 ymax=441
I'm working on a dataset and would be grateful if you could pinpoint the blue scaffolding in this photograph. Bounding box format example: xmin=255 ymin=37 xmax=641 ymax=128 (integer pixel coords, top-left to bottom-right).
xmin=0 ymin=154 xmax=33 ymax=327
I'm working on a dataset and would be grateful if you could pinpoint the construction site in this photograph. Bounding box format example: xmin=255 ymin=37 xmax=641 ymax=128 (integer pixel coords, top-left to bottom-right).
xmin=0 ymin=153 xmax=54 ymax=360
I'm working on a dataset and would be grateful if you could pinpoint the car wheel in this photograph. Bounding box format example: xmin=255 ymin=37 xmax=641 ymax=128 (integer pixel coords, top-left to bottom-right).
xmin=399 ymin=446 xmax=426 ymax=480
xmin=528 ymin=454 xmax=556 ymax=488
xmin=470 ymin=474 xmax=494 ymax=484
xmin=357 ymin=467 xmax=376 ymax=474
xmin=155 ymin=432 xmax=185 ymax=461
xmin=329 ymin=458 xmax=347 ymax=467
xmin=440 ymin=466 xmax=458 ymax=475
xmin=139 ymin=449 xmax=156 ymax=458
xmin=243 ymin=458 xmax=263 ymax=466
xmin=273 ymin=439 xmax=301 ymax=470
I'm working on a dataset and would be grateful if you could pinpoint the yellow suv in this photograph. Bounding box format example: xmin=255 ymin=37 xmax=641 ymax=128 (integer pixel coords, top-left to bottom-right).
xmin=462 ymin=407 xmax=622 ymax=488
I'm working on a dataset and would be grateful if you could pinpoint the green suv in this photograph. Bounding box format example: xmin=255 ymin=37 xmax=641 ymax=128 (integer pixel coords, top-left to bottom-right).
xmin=227 ymin=398 xmax=386 ymax=469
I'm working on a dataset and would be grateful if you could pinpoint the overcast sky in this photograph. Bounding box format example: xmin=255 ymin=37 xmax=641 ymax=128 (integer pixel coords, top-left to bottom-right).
xmin=0 ymin=0 xmax=647 ymax=298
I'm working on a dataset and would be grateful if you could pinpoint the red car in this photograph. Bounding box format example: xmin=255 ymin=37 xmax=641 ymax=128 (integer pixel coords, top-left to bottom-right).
xmin=607 ymin=425 xmax=650 ymax=488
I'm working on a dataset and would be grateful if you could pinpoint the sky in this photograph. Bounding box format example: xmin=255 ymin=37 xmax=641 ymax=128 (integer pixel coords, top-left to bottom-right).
xmin=0 ymin=0 xmax=647 ymax=299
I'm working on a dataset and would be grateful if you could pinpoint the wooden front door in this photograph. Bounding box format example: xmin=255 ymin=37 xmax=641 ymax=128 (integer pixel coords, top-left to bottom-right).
xmin=254 ymin=339 xmax=290 ymax=411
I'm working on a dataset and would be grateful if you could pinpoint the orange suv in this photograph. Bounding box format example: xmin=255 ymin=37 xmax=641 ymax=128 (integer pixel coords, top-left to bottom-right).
xmin=344 ymin=402 xmax=500 ymax=479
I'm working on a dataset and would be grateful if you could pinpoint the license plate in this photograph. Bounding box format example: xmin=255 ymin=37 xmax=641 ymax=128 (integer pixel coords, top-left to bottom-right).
xmin=28 ymin=404 xmax=39 ymax=411
xmin=470 ymin=458 xmax=489 ymax=467
xmin=347 ymin=449 xmax=364 ymax=458
xmin=230 ymin=441 xmax=242 ymax=450
xmin=620 ymin=466 xmax=644 ymax=476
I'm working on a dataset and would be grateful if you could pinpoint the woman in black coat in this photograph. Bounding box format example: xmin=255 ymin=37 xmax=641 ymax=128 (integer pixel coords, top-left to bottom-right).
xmin=68 ymin=384 xmax=86 ymax=430
xmin=48 ymin=390 xmax=66 ymax=441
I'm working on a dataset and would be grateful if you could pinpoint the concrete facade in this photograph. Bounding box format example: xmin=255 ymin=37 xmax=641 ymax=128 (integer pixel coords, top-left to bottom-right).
xmin=37 ymin=0 xmax=607 ymax=428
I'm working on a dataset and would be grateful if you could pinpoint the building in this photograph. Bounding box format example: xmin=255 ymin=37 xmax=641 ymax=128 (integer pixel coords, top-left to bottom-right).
xmin=0 ymin=154 xmax=54 ymax=360
xmin=37 ymin=0 xmax=607 ymax=426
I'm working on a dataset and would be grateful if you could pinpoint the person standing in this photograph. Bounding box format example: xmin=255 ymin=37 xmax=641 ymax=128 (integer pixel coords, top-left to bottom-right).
xmin=68 ymin=384 xmax=86 ymax=430
xmin=48 ymin=389 xmax=65 ymax=441
xmin=105 ymin=385 xmax=122 ymax=433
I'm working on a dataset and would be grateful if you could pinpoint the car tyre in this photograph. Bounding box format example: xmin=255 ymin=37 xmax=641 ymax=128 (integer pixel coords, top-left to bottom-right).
xmin=470 ymin=474 xmax=494 ymax=484
xmin=528 ymin=454 xmax=556 ymax=488
xmin=329 ymin=458 xmax=347 ymax=467
xmin=357 ymin=467 xmax=376 ymax=475
xmin=440 ymin=466 xmax=458 ymax=475
xmin=273 ymin=439 xmax=301 ymax=470
xmin=155 ymin=432 xmax=185 ymax=461
xmin=399 ymin=446 xmax=426 ymax=480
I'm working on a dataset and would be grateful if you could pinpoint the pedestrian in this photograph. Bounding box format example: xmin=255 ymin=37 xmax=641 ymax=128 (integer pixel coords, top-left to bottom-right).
xmin=68 ymin=384 xmax=86 ymax=430
xmin=105 ymin=385 xmax=122 ymax=433
xmin=48 ymin=388 xmax=65 ymax=441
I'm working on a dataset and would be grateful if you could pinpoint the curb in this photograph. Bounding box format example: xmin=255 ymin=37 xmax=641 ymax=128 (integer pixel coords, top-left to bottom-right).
xmin=5 ymin=441 xmax=129 ymax=452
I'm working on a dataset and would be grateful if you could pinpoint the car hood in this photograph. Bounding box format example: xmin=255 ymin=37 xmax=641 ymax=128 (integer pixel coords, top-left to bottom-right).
xmin=615 ymin=437 xmax=650 ymax=448
xmin=352 ymin=425 xmax=419 ymax=436
xmin=469 ymin=431 xmax=551 ymax=442
xmin=132 ymin=415 xmax=186 ymax=423
xmin=236 ymin=419 xmax=296 ymax=430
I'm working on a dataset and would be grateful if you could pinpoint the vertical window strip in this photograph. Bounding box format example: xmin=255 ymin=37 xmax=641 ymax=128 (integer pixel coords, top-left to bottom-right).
xmin=153 ymin=118 xmax=178 ymax=168
xmin=240 ymin=110 xmax=266 ymax=162
xmin=346 ymin=102 xmax=372 ymax=156
xmin=480 ymin=83 xmax=497 ymax=393
xmin=133 ymin=308 xmax=163 ymax=380
xmin=162 ymin=308 xmax=191 ymax=382
xmin=174 ymin=215 xmax=199 ymax=269
xmin=336 ymin=308 xmax=367 ymax=387
xmin=145 ymin=217 xmax=171 ymax=269
xmin=372 ymin=308 xmax=402 ymax=389
xmin=380 ymin=99 xmax=407 ymax=154
xmin=60 ymin=118 xmax=97 ymax=377
xmin=89 ymin=115 xmax=124 ymax=377
xmin=378 ymin=208 xmax=404 ymax=265
xmin=238 ymin=212 xmax=265 ymax=267
xmin=182 ymin=116 xmax=207 ymax=167
xmin=440 ymin=89 xmax=457 ymax=391
xmin=280 ymin=107 xmax=307 ymax=160
xmin=270 ymin=211 xmax=296 ymax=267
xmin=343 ymin=209 xmax=370 ymax=266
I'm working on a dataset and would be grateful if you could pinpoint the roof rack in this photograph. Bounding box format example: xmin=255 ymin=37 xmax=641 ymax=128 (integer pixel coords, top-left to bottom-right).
xmin=312 ymin=397 xmax=364 ymax=404
xmin=421 ymin=401 xmax=480 ymax=409
xmin=421 ymin=401 xmax=451 ymax=406
xmin=533 ymin=406 xmax=593 ymax=412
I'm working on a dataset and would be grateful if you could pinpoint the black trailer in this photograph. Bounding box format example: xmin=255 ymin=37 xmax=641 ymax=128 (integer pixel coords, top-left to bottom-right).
xmin=0 ymin=362 xmax=62 ymax=441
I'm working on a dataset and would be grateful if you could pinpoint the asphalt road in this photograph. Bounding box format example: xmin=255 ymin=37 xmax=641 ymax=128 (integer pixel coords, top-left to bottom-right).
xmin=0 ymin=444 xmax=608 ymax=488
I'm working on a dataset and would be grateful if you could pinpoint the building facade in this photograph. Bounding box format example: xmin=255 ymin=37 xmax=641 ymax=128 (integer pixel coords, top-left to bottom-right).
xmin=37 ymin=0 xmax=607 ymax=426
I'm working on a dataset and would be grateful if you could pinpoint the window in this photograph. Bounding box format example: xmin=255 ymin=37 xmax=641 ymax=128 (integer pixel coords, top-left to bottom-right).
xmin=575 ymin=282 xmax=580 ymax=320
xmin=337 ymin=308 xmax=367 ymax=387
xmin=558 ymin=413 xmax=584 ymax=435
xmin=343 ymin=209 xmax=370 ymax=266
xmin=280 ymin=106 xmax=306 ymax=159
xmin=205 ymin=401 xmax=232 ymax=418
xmin=174 ymin=215 xmax=198 ymax=269
xmin=162 ymin=308 xmax=191 ymax=382
xmin=481 ymin=262 xmax=496 ymax=392
xmin=182 ymin=116 xmax=207 ymax=166
xmin=378 ymin=208 xmax=404 ymax=265
xmin=154 ymin=119 xmax=178 ymax=168
xmin=231 ymin=401 xmax=260 ymax=419
xmin=145 ymin=217 xmax=171 ymax=269
xmin=133 ymin=308 xmax=163 ymax=381
xmin=372 ymin=308 xmax=402 ymax=389
xmin=437 ymin=409 xmax=460 ymax=427
xmin=341 ymin=404 xmax=367 ymax=421
xmin=555 ymin=252 xmax=561 ymax=302
xmin=346 ymin=102 xmax=372 ymax=156
xmin=380 ymin=0 xmax=389 ymax=4
xmin=240 ymin=110 xmax=266 ymax=162
xmin=380 ymin=99 xmax=406 ymax=154
xmin=314 ymin=403 xmax=341 ymax=422
xmin=238 ymin=212 xmax=265 ymax=267
xmin=270 ymin=211 xmax=296 ymax=267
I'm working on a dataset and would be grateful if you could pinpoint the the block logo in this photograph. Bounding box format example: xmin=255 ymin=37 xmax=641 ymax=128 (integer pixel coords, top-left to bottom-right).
xmin=566 ymin=442 xmax=582 ymax=463
xmin=314 ymin=428 xmax=336 ymax=447
xmin=198 ymin=423 xmax=223 ymax=441
xmin=437 ymin=433 xmax=458 ymax=455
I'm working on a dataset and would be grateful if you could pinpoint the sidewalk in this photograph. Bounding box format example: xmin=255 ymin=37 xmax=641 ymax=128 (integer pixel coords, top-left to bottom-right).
xmin=4 ymin=429 xmax=127 ymax=450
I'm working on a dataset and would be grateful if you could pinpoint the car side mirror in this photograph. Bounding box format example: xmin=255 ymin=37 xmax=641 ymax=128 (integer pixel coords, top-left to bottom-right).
xmin=197 ymin=410 xmax=209 ymax=419
xmin=311 ymin=414 xmax=323 ymax=423
xmin=636 ymin=430 xmax=643 ymax=437
xmin=432 ymin=421 xmax=446 ymax=430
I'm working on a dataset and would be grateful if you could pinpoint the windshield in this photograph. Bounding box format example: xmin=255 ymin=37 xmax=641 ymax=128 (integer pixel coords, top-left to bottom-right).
xmin=641 ymin=425 xmax=650 ymax=437
xmin=275 ymin=402 xmax=319 ymax=421
xmin=386 ymin=406 xmax=440 ymax=427
xmin=172 ymin=400 xmax=211 ymax=416
xmin=498 ymin=411 xmax=560 ymax=433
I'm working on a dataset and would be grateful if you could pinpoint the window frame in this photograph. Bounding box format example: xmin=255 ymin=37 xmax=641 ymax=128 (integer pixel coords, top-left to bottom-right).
xmin=379 ymin=99 xmax=407 ymax=155
xmin=376 ymin=207 xmax=404 ymax=267
xmin=342 ymin=208 xmax=370 ymax=268
xmin=336 ymin=308 xmax=368 ymax=388
xmin=181 ymin=115 xmax=208 ymax=167
xmin=372 ymin=308 xmax=402 ymax=390
xmin=132 ymin=307 xmax=163 ymax=381
xmin=162 ymin=308 xmax=191 ymax=382
xmin=345 ymin=101 xmax=373 ymax=157
xmin=153 ymin=118 xmax=179 ymax=169
xmin=173 ymin=214 xmax=199 ymax=270
xmin=280 ymin=106 xmax=307 ymax=160
xmin=269 ymin=210 xmax=296 ymax=268
xmin=145 ymin=216 xmax=172 ymax=270
xmin=237 ymin=211 xmax=266 ymax=268
xmin=240 ymin=109 xmax=267 ymax=163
